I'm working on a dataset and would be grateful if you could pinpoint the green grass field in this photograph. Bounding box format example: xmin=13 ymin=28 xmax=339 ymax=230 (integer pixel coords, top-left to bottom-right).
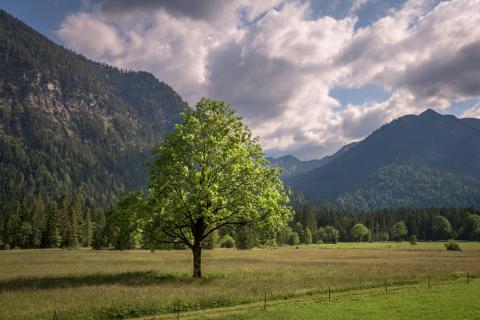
xmin=189 ymin=281 xmax=480 ymax=320
xmin=1 ymin=242 xmax=479 ymax=319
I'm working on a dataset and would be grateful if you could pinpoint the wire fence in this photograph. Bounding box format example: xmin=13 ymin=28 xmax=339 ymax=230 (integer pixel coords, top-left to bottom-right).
xmin=49 ymin=273 xmax=476 ymax=319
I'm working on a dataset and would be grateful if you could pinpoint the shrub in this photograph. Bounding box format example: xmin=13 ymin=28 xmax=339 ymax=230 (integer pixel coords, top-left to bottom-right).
xmin=220 ymin=235 xmax=236 ymax=248
xmin=444 ymin=239 xmax=461 ymax=251
xmin=409 ymin=235 xmax=417 ymax=245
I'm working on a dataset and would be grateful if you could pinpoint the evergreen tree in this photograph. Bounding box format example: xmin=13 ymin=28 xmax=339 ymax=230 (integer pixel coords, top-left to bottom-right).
xmin=5 ymin=206 xmax=21 ymax=248
xmin=304 ymin=227 xmax=312 ymax=245
xmin=81 ymin=211 xmax=93 ymax=247
xmin=18 ymin=221 xmax=32 ymax=248
xmin=302 ymin=205 xmax=318 ymax=235
xmin=31 ymin=197 xmax=45 ymax=248
xmin=235 ymin=224 xmax=257 ymax=250
xmin=91 ymin=209 xmax=106 ymax=249
xmin=45 ymin=203 xmax=61 ymax=248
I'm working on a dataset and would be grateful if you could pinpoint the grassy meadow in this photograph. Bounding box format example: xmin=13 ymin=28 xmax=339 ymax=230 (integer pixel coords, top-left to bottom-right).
xmin=194 ymin=281 xmax=480 ymax=320
xmin=1 ymin=242 xmax=479 ymax=319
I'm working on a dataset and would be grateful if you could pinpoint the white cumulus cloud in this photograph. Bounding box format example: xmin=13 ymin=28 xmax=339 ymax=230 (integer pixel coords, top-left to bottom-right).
xmin=57 ymin=0 xmax=480 ymax=159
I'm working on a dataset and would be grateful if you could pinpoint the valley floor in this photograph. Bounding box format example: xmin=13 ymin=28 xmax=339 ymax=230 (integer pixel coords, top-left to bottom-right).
xmin=0 ymin=242 xmax=479 ymax=319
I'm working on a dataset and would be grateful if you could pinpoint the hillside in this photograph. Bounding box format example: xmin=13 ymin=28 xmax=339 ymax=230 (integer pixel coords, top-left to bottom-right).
xmin=289 ymin=109 xmax=480 ymax=211
xmin=0 ymin=10 xmax=187 ymax=209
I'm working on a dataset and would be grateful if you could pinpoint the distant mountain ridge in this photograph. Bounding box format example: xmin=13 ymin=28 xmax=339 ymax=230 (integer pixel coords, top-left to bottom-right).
xmin=0 ymin=10 xmax=187 ymax=208
xmin=284 ymin=109 xmax=480 ymax=211
xmin=267 ymin=142 xmax=358 ymax=179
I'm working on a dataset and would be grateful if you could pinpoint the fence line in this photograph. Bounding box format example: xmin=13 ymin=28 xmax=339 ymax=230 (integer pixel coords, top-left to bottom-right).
xmin=152 ymin=274 xmax=476 ymax=319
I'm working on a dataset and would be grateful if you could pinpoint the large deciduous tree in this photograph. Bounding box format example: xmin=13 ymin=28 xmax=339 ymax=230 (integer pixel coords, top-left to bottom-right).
xmin=147 ymin=98 xmax=292 ymax=278
xmin=432 ymin=215 xmax=452 ymax=240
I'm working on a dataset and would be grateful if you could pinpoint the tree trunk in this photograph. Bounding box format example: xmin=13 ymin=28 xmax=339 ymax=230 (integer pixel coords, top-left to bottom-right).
xmin=192 ymin=243 xmax=202 ymax=278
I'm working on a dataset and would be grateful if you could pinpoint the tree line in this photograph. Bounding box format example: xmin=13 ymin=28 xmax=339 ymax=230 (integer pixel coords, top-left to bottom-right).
xmin=1 ymin=195 xmax=93 ymax=249
xmin=289 ymin=205 xmax=480 ymax=244
xmin=2 ymin=195 xmax=479 ymax=250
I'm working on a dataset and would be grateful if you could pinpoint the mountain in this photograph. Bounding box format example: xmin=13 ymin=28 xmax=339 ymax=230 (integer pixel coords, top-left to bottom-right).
xmin=0 ymin=10 xmax=187 ymax=209
xmin=267 ymin=142 xmax=358 ymax=180
xmin=267 ymin=155 xmax=321 ymax=178
xmin=289 ymin=109 xmax=480 ymax=211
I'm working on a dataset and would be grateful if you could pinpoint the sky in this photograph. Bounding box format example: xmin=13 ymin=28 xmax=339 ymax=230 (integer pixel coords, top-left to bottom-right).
xmin=1 ymin=0 xmax=480 ymax=160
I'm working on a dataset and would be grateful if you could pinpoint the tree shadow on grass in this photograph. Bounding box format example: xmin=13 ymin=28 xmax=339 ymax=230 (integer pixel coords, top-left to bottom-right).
xmin=0 ymin=271 xmax=221 ymax=291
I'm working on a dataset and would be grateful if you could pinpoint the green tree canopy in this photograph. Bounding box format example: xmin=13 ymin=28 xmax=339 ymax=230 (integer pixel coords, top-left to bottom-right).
xmin=351 ymin=223 xmax=370 ymax=242
xmin=390 ymin=220 xmax=408 ymax=241
xmin=113 ymin=191 xmax=146 ymax=250
xmin=146 ymin=98 xmax=292 ymax=277
xmin=461 ymin=214 xmax=480 ymax=241
xmin=323 ymin=226 xmax=340 ymax=244
xmin=432 ymin=215 xmax=452 ymax=240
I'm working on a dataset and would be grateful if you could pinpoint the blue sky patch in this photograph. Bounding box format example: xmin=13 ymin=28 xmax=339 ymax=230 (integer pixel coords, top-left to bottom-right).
xmin=330 ymin=84 xmax=391 ymax=106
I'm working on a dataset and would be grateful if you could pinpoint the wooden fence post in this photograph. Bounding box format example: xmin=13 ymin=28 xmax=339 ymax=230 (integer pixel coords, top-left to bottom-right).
xmin=428 ymin=274 xmax=431 ymax=289
xmin=328 ymin=285 xmax=331 ymax=302
xmin=384 ymin=280 xmax=388 ymax=294
xmin=264 ymin=291 xmax=267 ymax=310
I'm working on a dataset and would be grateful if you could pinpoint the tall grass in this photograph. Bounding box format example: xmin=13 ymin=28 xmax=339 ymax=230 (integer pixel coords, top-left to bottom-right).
xmin=1 ymin=243 xmax=479 ymax=319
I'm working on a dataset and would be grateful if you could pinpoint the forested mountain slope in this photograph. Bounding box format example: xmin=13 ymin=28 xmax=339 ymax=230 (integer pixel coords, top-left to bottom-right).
xmin=0 ymin=10 xmax=187 ymax=209
xmin=290 ymin=109 xmax=480 ymax=211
